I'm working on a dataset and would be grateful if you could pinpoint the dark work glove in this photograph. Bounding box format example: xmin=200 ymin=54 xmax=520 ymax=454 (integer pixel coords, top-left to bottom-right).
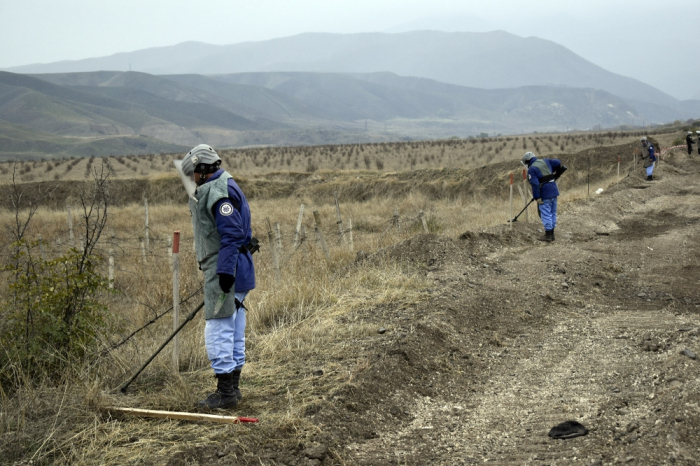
xmin=554 ymin=165 xmax=568 ymax=180
xmin=219 ymin=274 xmax=235 ymax=293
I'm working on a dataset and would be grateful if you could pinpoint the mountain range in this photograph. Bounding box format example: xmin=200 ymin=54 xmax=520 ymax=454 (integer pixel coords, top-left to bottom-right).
xmin=1 ymin=31 xmax=699 ymax=159
xmin=6 ymin=31 xmax=688 ymax=107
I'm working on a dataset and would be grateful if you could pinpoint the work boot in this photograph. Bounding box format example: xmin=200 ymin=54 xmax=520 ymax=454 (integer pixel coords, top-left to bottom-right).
xmin=551 ymin=228 xmax=555 ymax=242
xmin=646 ymin=175 xmax=653 ymax=181
xmin=231 ymin=369 xmax=242 ymax=403
xmin=197 ymin=370 xmax=242 ymax=410
xmin=539 ymin=230 xmax=553 ymax=242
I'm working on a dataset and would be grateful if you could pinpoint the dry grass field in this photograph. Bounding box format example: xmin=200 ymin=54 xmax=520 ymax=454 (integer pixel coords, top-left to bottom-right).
xmin=0 ymin=128 xmax=695 ymax=465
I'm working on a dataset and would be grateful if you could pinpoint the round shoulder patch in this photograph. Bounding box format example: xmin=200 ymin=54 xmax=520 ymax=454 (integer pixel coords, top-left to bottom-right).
xmin=219 ymin=202 xmax=234 ymax=216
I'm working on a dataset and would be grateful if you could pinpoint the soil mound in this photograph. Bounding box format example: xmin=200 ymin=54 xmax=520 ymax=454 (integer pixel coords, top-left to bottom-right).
xmin=364 ymin=234 xmax=468 ymax=269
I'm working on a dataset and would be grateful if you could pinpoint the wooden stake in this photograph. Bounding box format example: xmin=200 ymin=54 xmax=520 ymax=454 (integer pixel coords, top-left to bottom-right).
xmin=617 ymin=156 xmax=621 ymax=180
xmin=38 ymin=234 xmax=46 ymax=261
xmin=419 ymin=210 xmax=429 ymax=233
xmin=266 ymin=218 xmax=281 ymax=282
xmin=393 ymin=208 xmax=400 ymax=233
xmin=312 ymin=210 xmax=330 ymax=260
xmin=300 ymin=224 xmax=308 ymax=260
xmin=347 ymin=218 xmax=354 ymax=251
xmin=292 ymin=203 xmax=305 ymax=248
xmin=274 ymin=222 xmax=283 ymax=257
xmin=140 ymin=237 xmax=147 ymax=265
xmin=108 ymin=249 xmax=115 ymax=290
xmin=105 ymin=407 xmax=258 ymax=424
xmin=66 ymin=205 xmax=74 ymax=247
xmin=334 ymin=191 xmax=346 ymax=244
xmin=587 ymin=153 xmax=591 ymax=198
xmin=172 ymin=231 xmax=180 ymax=371
xmin=144 ymin=198 xmax=150 ymax=253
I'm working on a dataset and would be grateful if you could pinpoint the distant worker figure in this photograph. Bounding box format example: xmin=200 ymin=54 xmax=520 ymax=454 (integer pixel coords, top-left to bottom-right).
xmin=696 ymin=131 xmax=700 ymax=155
xmin=176 ymin=144 xmax=257 ymax=410
xmin=522 ymin=151 xmax=567 ymax=242
xmin=640 ymin=137 xmax=656 ymax=181
xmin=687 ymin=131 xmax=694 ymax=155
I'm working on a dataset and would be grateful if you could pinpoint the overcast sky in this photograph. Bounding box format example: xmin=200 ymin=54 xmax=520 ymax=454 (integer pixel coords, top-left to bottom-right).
xmin=2 ymin=0 xmax=699 ymax=99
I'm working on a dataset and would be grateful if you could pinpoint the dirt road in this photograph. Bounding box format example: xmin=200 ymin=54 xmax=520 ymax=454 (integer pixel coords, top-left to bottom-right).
xmin=309 ymin=150 xmax=700 ymax=465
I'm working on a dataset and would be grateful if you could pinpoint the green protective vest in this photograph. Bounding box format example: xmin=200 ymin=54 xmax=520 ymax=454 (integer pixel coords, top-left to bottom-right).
xmin=189 ymin=172 xmax=238 ymax=319
xmin=531 ymin=159 xmax=552 ymax=178
xmin=641 ymin=145 xmax=653 ymax=167
xmin=641 ymin=145 xmax=650 ymax=158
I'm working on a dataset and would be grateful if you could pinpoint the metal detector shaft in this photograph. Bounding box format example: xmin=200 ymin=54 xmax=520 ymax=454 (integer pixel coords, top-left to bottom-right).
xmin=509 ymin=197 xmax=536 ymax=223
xmin=118 ymin=300 xmax=205 ymax=393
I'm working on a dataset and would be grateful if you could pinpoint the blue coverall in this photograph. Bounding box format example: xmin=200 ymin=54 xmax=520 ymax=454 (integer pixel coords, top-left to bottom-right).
xmin=526 ymin=157 xmax=563 ymax=232
xmin=642 ymin=142 xmax=656 ymax=178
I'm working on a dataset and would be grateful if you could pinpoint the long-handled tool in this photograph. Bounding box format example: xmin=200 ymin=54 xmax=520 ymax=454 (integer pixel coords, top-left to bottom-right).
xmin=117 ymin=300 xmax=205 ymax=393
xmin=508 ymin=197 xmax=536 ymax=223
xmin=105 ymin=407 xmax=258 ymax=424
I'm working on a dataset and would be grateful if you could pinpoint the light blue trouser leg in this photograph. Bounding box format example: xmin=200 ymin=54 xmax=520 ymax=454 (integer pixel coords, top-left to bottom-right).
xmin=539 ymin=198 xmax=557 ymax=231
xmin=646 ymin=165 xmax=654 ymax=176
xmin=204 ymin=291 xmax=248 ymax=374
xmin=231 ymin=293 xmax=247 ymax=371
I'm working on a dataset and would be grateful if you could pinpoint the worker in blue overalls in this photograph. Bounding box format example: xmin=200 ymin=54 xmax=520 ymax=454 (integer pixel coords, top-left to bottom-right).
xmin=640 ymin=137 xmax=656 ymax=181
xmin=522 ymin=151 xmax=567 ymax=242
xmin=178 ymin=144 xmax=256 ymax=410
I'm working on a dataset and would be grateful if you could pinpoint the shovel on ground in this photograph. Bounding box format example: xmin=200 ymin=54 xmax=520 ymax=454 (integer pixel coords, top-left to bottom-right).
xmin=508 ymin=198 xmax=536 ymax=223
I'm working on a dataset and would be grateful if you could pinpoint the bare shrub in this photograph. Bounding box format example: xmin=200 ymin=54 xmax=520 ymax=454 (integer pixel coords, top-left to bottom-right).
xmin=1 ymin=160 xmax=112 ymax=387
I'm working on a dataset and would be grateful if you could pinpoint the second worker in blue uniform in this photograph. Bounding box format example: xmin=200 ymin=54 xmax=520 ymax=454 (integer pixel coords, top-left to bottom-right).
xmin=522 ymin=151 xmax=567 ymax=242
